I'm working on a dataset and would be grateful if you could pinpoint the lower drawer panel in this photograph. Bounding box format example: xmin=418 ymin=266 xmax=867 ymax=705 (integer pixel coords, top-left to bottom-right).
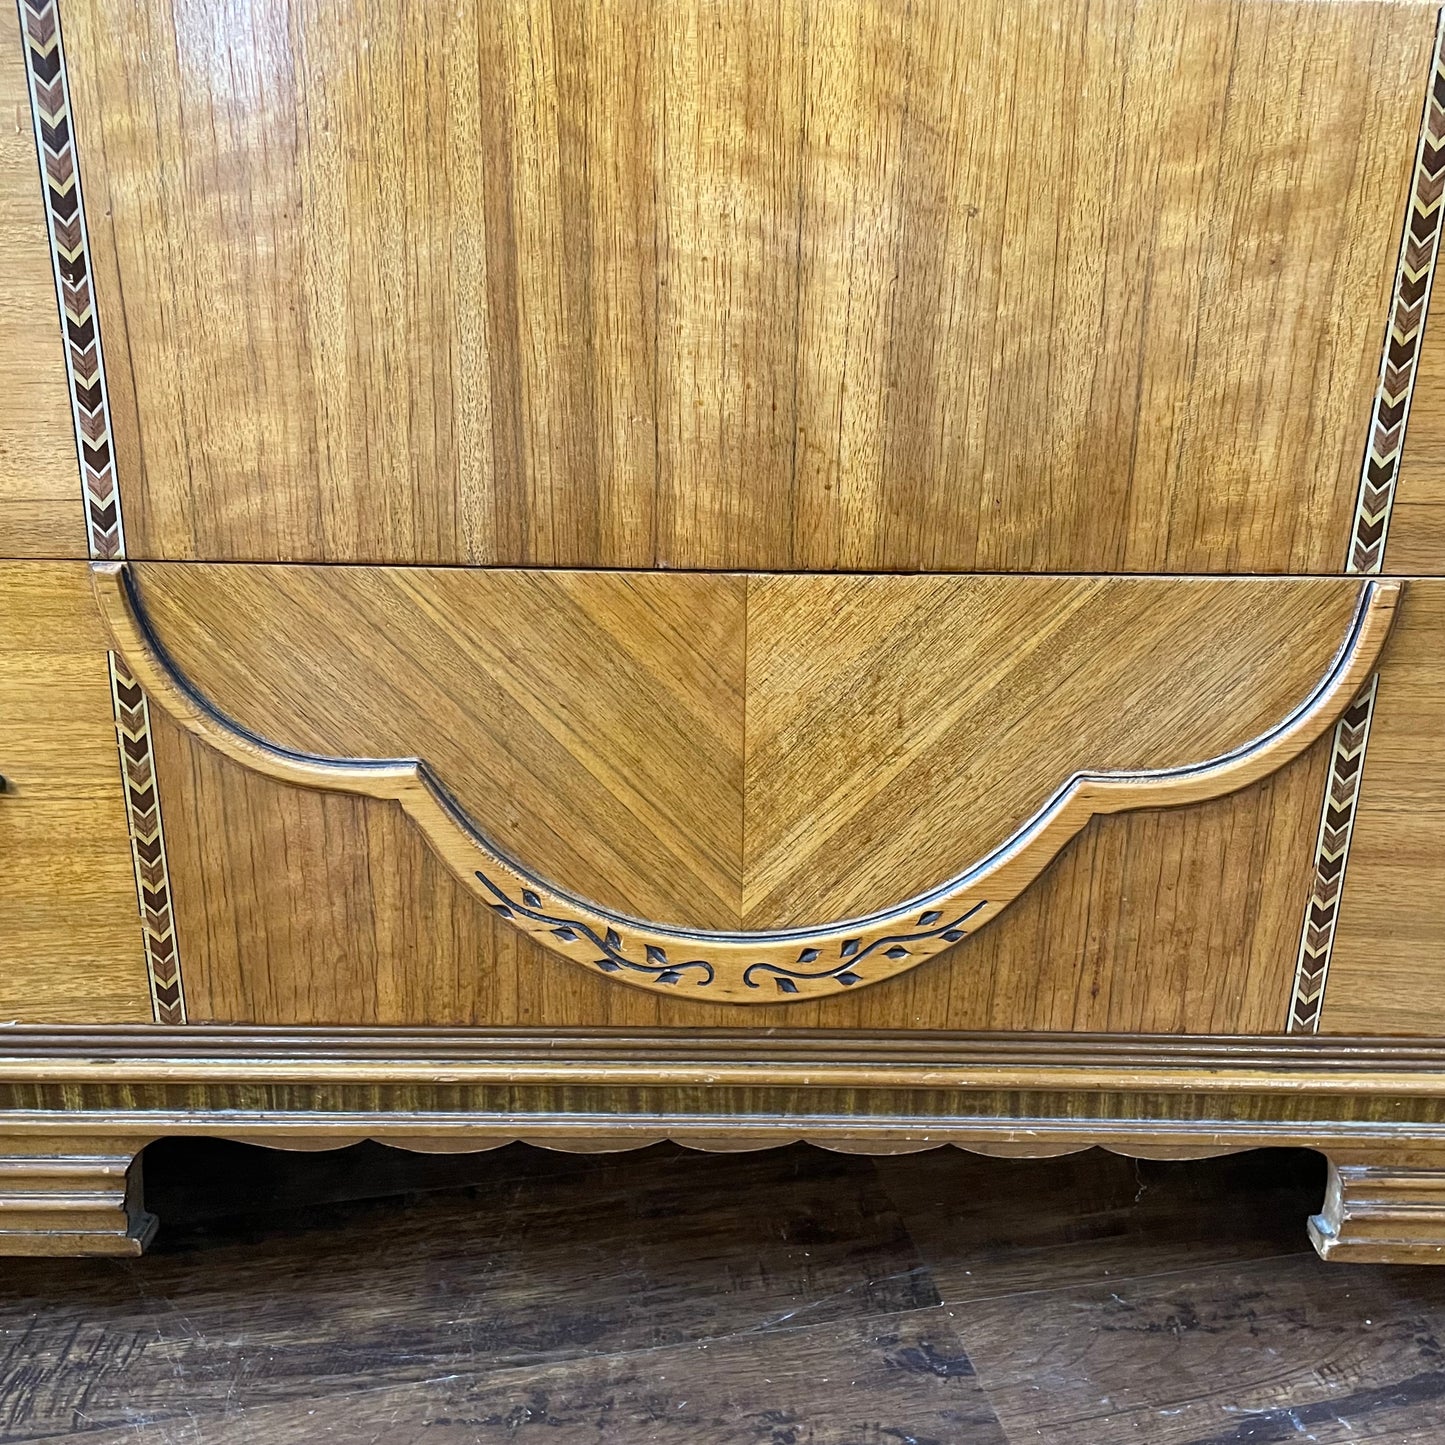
xmin=2 ymin=560 xmax=1439 ymax=1034
xmin=151 ymin=703 xmax=1330 ymax=1032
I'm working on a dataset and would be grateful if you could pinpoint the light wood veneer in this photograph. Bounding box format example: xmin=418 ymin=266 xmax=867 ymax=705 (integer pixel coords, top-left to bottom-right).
xmin=1319 ymin=583 xmax=1445 ymax=1032
xmin=88 ymin=563 xmax=1393 ymax=1001
xmin=0 ymin=564 xmax=151 ymax=1022
xmin=59 ymin=0 xmax=1434 ymax=572
xmin=1390 ymin=320 xmax=1445 ymax=572
xmin=4 ymin=0 xmax=1445 ymax=1258
xmin=0 ymin=6 xmax=83 ymax=557
xmin=122 ymin=564 xmax=1379 ymax=933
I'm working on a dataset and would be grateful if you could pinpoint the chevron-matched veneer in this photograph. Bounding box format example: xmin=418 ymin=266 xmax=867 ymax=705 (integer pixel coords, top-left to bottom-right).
xmin=94 ymin=562 xmax=1400 ymax=1003
xmin=5 ymin=0 xmax=1445 ymax=1258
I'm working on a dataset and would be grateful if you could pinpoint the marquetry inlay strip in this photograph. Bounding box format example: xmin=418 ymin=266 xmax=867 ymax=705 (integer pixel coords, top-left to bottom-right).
xmin=1292 ymin=21 xmax=1445 ymax=1032
xmin=1289 ymin=12 xmax=1445 ymax=1028
xmin=1288 ymin=678 xmax=1379 ymax=1035
xmin=18 ymin=0 xmax=193 ymax=1014
xmin=107 ymin=655 xmax=186 ymax=1025
xmin=17 ymin=0 xmax=124 ymax=560
xmin=1348 ymin=8 xmax=1445 ymax=576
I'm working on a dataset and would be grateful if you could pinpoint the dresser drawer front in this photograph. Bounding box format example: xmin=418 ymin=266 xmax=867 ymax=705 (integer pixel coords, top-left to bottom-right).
xmin=0 ymin=558 xmax=1393 ymax=1034
xmin=29 ymin=0 xmax=1442 ymax=575
xmin=2 ymin=1 xmax=1443 ymax=1034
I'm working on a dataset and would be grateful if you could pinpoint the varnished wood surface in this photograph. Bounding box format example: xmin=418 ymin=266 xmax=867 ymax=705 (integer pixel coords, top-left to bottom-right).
xmin=1311 ymin=1160 xmax=1445 ymax=1261
xmin=129 ymin=572 xmax=1437 ymax=1028
xmin=125 ymin=564 xmax=1374 ymax=941
xmin=7 ymin=1141 xmax=1445 ymax=1441
xmin=1323 ymin=584 xmax=1445 ymax=1033
xmin=16 ymin=1024 xmax=1445 ymax=1256
xmin=60 ymin=0 xmax=1431 ymax=571
xmin=0 ymin=8 xmax=83 ymax=558
xmin=152 ymin=709 xmax=1335 ymax=1030
xmin=0 ymin=1140 xmax=152 ymax=1256
xmin=7 ymin=561 xmax=1433 ymax=1031
xmin=742 ymin=574 xmax=1381 ymax=929
xmin=133 ymin=564 xmax=749 ymax=929
xmin=1389 ymin=315 xmax=1445 ymax=572
xmin=17 ymin=1021 xmax=1445 ymax=1268
xmin=17 ymin=1024 xmax=1445 ymax=1095
xmin=16 ymin=1019 xmax=1445 ymax=1237
xmin=0 ymin=565 xmax=151 ymax=1023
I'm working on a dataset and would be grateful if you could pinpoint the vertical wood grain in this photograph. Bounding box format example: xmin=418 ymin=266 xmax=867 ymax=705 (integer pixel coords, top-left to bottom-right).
xmin=0 ymin=5 xmax=83 ymax=557
xmin=1388 ymin=319 xmax=1445 ymax=571
xmin=0 ymin=564 xmax=152 ymax=1022
xmin=152 ymin=707 xmax=1329 ymax=1035
xmin=1320 ymin=581 xmax=1445 ymax=1033
xmin=60 ymin=0 xmax=1433 ymax=570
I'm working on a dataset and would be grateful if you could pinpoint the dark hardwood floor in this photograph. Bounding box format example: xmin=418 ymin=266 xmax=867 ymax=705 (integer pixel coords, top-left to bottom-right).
xmin=4 ymin=1140 xmax=1445 ymax=1442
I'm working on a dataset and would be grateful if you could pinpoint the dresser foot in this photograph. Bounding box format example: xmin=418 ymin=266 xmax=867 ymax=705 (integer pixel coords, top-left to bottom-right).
xmin=0 ymin=1141 xmax=156 ymax=1257
xmin=1309 ymin=1159 xmax=1445 ymax=1264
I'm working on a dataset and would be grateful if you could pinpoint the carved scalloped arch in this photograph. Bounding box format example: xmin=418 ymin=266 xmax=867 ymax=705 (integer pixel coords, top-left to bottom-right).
xmin=93 ymin=564 xmax=1402 ymax=1002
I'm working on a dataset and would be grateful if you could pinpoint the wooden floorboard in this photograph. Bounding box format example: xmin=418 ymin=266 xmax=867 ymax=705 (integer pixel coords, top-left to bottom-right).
xmin=872 ymin=1148 xmax=1327 ymax=1301
xmin=3 ymin=1141 xmax=1445 ymax=1441
xmin=27 ymin=1309 xmax=1007 ymax=1445
xmin=958 ymin=1251 xmax=1445 ymax=1444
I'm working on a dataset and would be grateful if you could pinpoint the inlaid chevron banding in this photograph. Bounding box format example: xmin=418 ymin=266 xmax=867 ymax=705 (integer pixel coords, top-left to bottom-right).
xmin=1288 ymin=678 xmax=1378 ymax=1034
xmin=20 ymin=3 xmax=186 ymax=1012
xmin=17 ymin=0 xmax=125 ymax=560
xmin=1295 ymin=22 xmax=1445 ymax=1026
xmin=1348 ymin=12 xmax=1445 ymax=575
xmin=108 ymin=655 xmax=186 ymax=1024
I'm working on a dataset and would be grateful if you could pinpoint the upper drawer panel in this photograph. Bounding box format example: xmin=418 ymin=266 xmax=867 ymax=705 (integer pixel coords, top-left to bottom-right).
xmin=54 ymin=0 xmax=1438 ymax=569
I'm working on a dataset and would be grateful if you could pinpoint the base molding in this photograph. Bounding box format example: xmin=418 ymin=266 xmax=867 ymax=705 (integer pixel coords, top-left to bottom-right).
xmin=0 ymin=1143 xmax=155 ymax=1257
xmin=1309 ymin=1161 xmax=1445 ymax=1263
xmin=6 ymin=1026 xmax=1445 ymax=1258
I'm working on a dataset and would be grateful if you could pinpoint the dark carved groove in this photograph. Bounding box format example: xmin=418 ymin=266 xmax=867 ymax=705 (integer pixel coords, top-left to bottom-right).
xmin=475 ymin=872 xmax=715 ymax=987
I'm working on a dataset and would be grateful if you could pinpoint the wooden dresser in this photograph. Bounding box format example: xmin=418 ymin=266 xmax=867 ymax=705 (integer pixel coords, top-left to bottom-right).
xmin=5 ymin=0 xmax=1445 ymax=1262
